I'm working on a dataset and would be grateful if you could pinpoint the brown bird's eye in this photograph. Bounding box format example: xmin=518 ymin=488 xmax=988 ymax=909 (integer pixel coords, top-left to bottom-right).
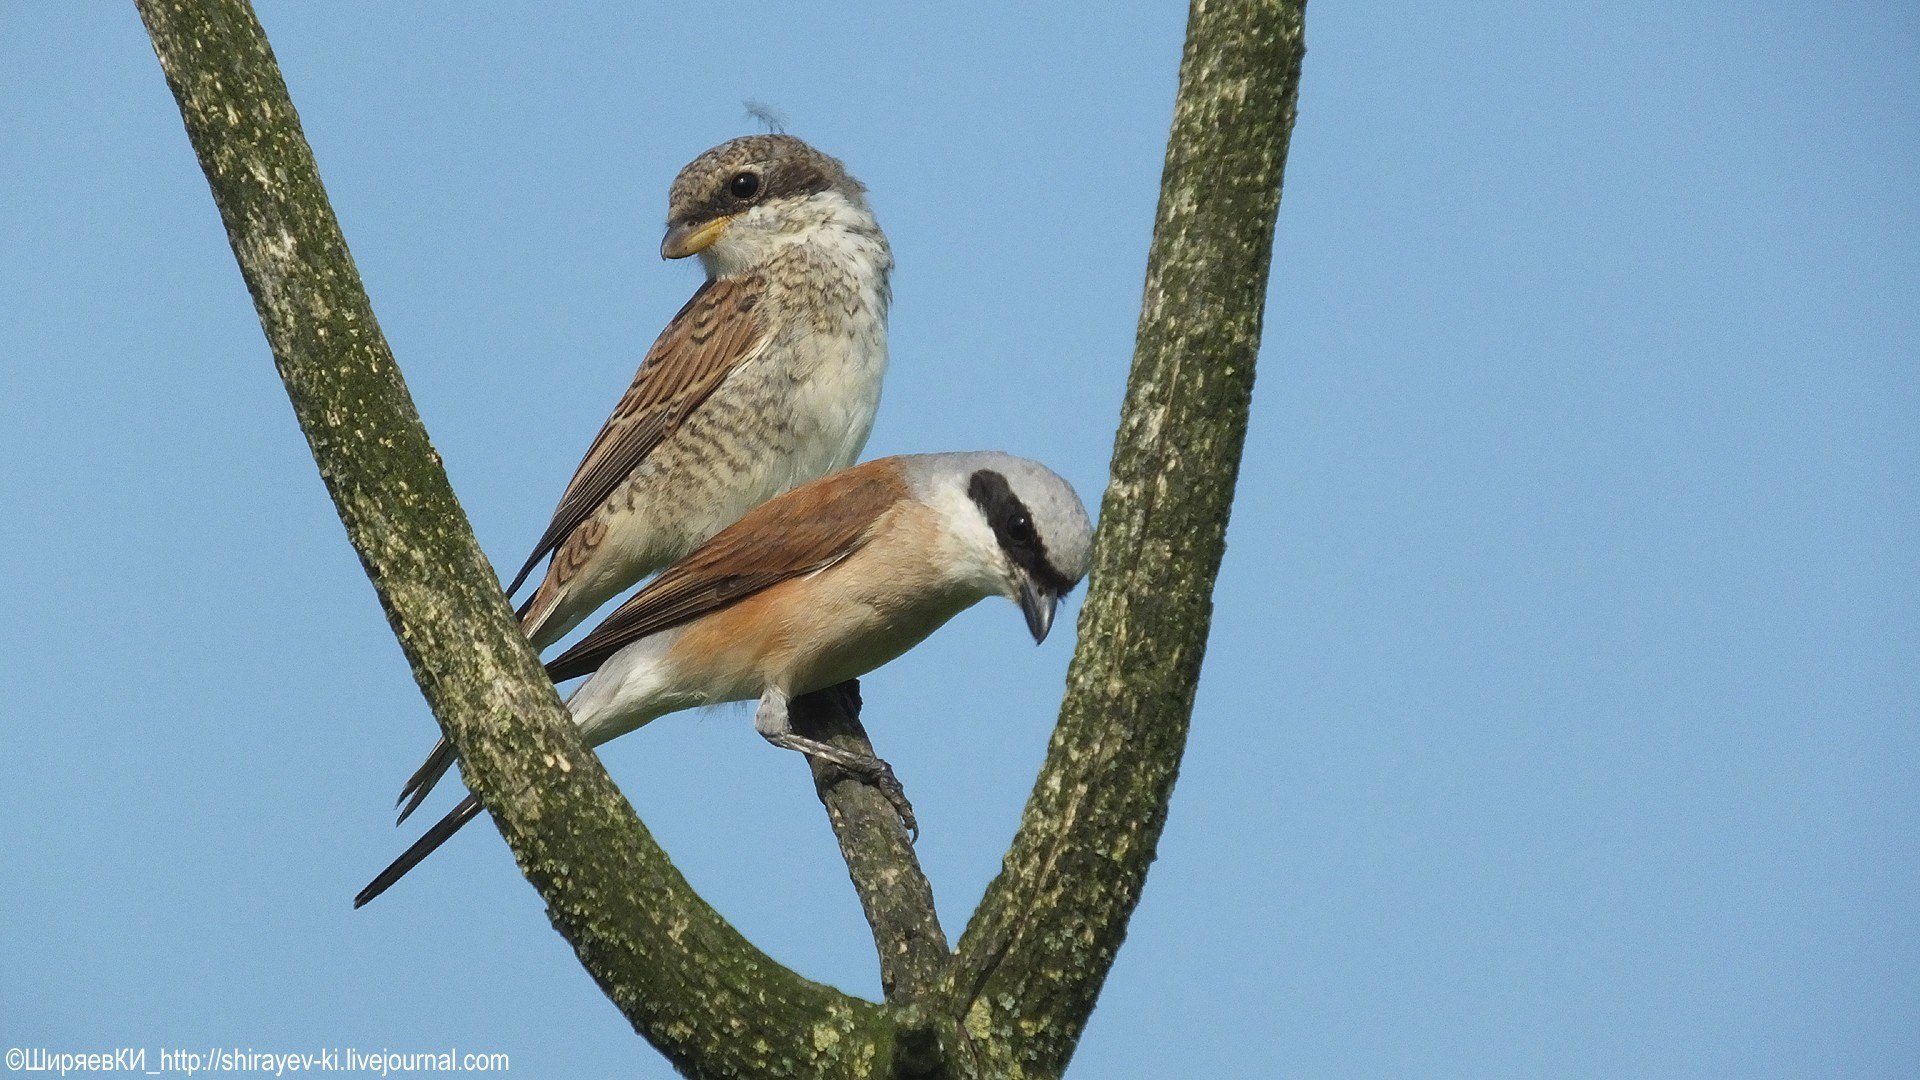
xmin=729 ymin=172 xmax=761 ymax=199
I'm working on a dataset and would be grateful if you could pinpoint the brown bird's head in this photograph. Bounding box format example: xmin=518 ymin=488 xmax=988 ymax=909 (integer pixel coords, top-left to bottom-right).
xmin=660 ymin=134 xmax=878 ymax=275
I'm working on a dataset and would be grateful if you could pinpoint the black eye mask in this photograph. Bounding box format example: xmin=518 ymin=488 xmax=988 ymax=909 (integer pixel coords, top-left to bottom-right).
xmin=967 ymin=469 xmax=1076 ymax=595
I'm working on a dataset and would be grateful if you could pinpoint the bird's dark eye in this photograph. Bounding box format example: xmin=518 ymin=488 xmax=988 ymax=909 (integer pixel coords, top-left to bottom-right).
xmin=1010 ymin=512 xmax=1035 ymax=541
xmin=729 ymin=172 xmax=761 ymax=199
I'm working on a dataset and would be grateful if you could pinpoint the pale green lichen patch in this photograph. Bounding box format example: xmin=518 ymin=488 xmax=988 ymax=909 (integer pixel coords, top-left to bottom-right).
xmin=964 ymin=996 xmax=997 ymax=1043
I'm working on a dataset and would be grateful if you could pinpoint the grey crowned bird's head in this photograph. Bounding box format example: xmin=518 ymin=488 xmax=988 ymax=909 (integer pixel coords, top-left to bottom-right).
xmin=660 ymin=134 xmax=876 ymax=274
xmin=911 ymin=452 xmax=1094 ymax=644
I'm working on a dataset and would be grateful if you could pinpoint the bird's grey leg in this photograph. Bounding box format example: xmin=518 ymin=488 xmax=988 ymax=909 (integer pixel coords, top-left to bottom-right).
xmin=756 ymin=686 xmax=916 ymax=837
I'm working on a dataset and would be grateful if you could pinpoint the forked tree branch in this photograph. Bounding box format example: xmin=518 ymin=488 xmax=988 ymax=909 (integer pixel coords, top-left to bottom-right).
xmin=136 ymin=0 xmax=1306 ymax=1075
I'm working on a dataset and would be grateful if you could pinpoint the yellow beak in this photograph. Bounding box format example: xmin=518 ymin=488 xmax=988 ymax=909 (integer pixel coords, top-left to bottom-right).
xmin=661 ymin=216 xmax=733 ymax=260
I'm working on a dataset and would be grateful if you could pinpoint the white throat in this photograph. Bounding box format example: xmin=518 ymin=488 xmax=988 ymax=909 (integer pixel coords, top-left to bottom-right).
xmin=698 ymin=189 xmax=893 ymax=287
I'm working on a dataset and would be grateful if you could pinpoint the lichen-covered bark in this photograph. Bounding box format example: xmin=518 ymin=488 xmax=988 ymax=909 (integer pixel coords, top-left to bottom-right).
xmin=791 ymin=684 xmax=951 ymax=1003
xmin=946 ymin=2 xmax=1307 ymax=1075
xmin=133 ymin=2 xmax=906 ymax=1076
xmin=138 ymin=0 xmax=1304 ymax=1073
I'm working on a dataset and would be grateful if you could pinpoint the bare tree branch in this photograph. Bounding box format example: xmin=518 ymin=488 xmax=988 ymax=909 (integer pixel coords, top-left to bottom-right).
xmin=133 ymin=1 xmax=910 ymax=1075
xmin=947 ymin=1 xmax=1308 ymax=1074
xmin=792 ymin=684 xmax=951 ymax=1003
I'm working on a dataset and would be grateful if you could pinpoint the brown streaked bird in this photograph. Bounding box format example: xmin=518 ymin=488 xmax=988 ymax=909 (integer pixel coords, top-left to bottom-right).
xmin=515 ymin=133 xmax=893 ymax=647
xmin=393 ymin=134 xmax=892 ymax=824
xmin=356 ymin=452 xmax=1094 ymax=908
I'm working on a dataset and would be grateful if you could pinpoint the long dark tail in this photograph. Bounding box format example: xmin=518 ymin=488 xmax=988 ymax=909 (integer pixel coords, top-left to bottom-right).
xmin=394 ymin=737 xmax=458 ymax=825
xmin=355 ymin=793 xmax=484 ymax=908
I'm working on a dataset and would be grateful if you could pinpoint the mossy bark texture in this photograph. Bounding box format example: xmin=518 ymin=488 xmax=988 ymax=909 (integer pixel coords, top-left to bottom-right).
xmin=944 ymin=1 xmax=1307 ymax=1075
xmin=135 ymin=2 xmax=901 ymax=1077
xmin=791 ymin=685 xmax=952 ymax=1004
xmin=136 ymin=0 xmax=1304 ymax=1075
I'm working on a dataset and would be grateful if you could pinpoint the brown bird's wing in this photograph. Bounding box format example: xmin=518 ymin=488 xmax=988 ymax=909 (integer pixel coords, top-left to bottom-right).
xmin=544 ymin=459 xmax=909 ymax=683
xmin=504 ymin=274 xmax=771 ymax=596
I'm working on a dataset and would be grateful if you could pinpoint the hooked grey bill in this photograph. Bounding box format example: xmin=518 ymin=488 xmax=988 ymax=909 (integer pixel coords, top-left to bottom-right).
xmin=1019 ymin=578 xmax=1058 ymax=643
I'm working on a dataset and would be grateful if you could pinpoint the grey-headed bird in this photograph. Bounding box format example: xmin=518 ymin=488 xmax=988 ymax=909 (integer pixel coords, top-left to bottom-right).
xmin=356 ymin=453 xmax=1093 ymax=907
xmin=394 ymin=135 xmax=893 ymax=823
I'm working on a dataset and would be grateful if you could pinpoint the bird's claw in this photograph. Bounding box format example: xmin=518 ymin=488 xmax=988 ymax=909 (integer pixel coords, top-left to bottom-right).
xmin=867 ymin=760 xmax=918 ymax=843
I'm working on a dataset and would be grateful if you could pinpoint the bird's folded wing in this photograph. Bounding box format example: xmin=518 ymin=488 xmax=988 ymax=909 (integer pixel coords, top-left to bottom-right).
xmin=505 ymin=273 xmax=772 ymax=596
xmin=544 ymin=459 xmax=908 ymax=682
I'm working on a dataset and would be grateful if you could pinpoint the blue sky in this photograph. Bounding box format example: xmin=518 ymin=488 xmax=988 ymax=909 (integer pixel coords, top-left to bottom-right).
xmin=3 ymin=2 xmax=1915 ymax=1077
